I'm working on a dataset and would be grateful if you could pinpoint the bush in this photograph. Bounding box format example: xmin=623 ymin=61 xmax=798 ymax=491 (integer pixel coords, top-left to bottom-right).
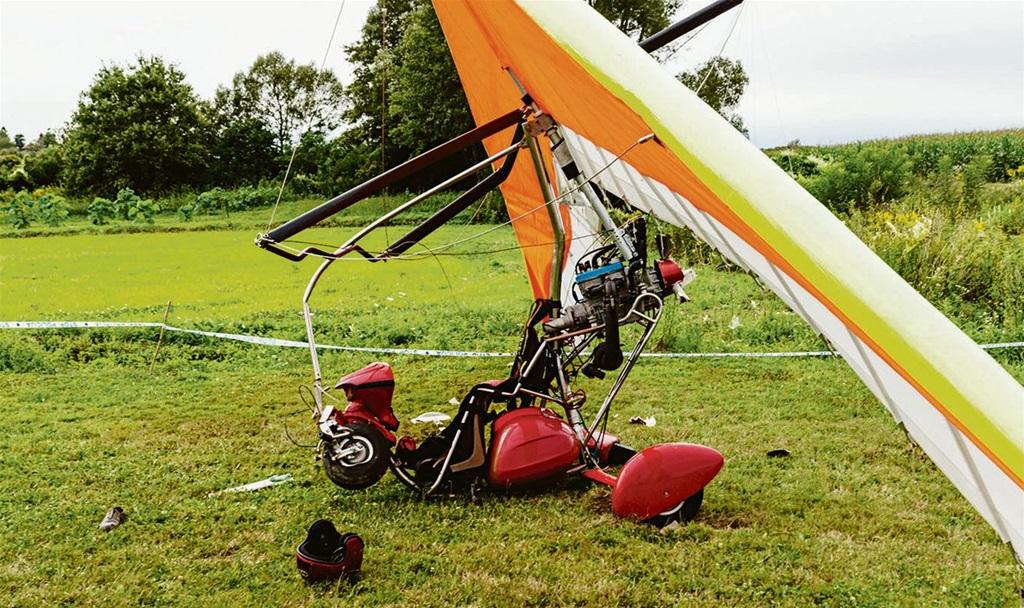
xmin=193 ymin=187 xmax=231 ymax=216
xmin=114 ymin=188 xmax=159 ymax=223
xmin=848 ymin=202 xmax=1023 ymax=326
xmin=287 ymin=173 xmax=321 ymax=197
xmin=178 ymin=204 xmax=195 ymax=222
xmin=925 ymin=155 xmax=960 ymax=208
xmin=114 ymin=188 xmax=140 ymax=220
xmin=127 ymin=197 xmax=160 ymax=223
xmin=35 ymin=192 xmax=69 ymax=226
xmin=801 ymin=144 xmax=913 ymax=212
xmin=765 ymin=148 xmax=825 ymax=178
xmin=229 ymin=185 xmax=279 ymax=211
xmin=960 ymin=154 xmax=994 ymax=214
xmin=5 ymin=191 xmax=35 ymax=228
xmin=87 ymin=197 xmax=116 ymax=225
xmin=24 ymin=145 xmax=64 ymax=188
xmin=0 ymin=152 xmax=32 ymax=191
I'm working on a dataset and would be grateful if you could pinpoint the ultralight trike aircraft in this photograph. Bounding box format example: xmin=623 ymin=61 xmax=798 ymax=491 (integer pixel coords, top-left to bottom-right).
xmin=255 ymin=0 xmax=1023 ymax=557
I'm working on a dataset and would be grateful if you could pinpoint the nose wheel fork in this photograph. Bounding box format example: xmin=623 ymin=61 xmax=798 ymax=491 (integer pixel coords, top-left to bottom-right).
xmin=646 ymin=489 xmax=704 ymax=527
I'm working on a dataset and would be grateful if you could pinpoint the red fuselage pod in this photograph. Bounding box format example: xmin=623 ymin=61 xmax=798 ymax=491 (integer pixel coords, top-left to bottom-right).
xmin=487 ymin=407 xmax=579 ymax=488
xmin=335 ymin=362 xmax=400 ymax=435
xmin=611 ymin=443 xmax=724 ymax=520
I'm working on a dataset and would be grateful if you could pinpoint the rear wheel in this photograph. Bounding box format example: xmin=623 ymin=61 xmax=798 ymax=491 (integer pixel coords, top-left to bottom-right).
xmin=322 ymin=422 xmax=390 ymax=490
xmin=646 ymin=489 xmax=704 ymax=527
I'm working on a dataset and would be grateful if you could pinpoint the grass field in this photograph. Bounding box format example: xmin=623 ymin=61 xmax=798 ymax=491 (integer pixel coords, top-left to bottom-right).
xmin=1 ymin=224 xmax=1022 ymax=606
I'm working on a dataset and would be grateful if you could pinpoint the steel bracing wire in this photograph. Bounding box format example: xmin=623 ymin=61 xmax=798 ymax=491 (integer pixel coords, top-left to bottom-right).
xmin=266 ymin=0 xmax=348 ymax=232
xmin=273 ymin=132 xmax=656 ymax=262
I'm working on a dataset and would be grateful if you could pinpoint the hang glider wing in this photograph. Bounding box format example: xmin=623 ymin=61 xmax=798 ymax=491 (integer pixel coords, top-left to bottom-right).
xmin=433 ymin=0 xmax=1024 ymax=559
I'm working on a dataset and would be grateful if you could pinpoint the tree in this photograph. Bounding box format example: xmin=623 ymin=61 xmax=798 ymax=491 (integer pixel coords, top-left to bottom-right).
xmin=207 ymin=113 xmax=278 ymax=187
xmin=342 ymin=0 xmax=417 ymax=179
xmin=62 ymin=56 xmax=211 ymax=195
xmin=386 ymin=3 xmax=478 ymax=189
xmin=677 ymin=56 xmax=749 ymax=136
xmin=0 ymin=128 xmax=15 ymax=153
xmin=0 ymin=129 xmax=63 ymax=190
xmin=0 ymin=152 xmax=30 ymax=191
xmin=589 ymin=0 xmax=680 ymax=39
xmin=389 ymin=5 xmax=475 ymax=155
xmin=26 ymin=131 xmax=58 ymax=151
xmin=216 ymin=52 xmax=345 ymax=153
xmin=24 ymin=145 xmax=63 ymax=188
xmin=338 ymin=0 xmax=679 ymax=188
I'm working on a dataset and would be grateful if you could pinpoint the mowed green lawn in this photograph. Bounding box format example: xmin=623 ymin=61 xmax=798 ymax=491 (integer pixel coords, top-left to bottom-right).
xmin=0 ymin=227 xmax=1021 ymax=607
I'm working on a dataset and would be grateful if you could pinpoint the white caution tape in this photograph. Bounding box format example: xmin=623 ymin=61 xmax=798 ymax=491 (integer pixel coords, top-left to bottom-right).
xmin=0 ymin=320 xmax=512 ymax=358
xmin=1 ymin=320 xmax=1021 ymax=359
xmin=641 ymin=350 xmax=834 ymax=358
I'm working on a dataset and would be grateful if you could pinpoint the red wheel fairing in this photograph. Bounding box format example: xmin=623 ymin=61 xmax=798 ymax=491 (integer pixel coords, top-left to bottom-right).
xmin=611 ymin=443 xmax=723 ymax=520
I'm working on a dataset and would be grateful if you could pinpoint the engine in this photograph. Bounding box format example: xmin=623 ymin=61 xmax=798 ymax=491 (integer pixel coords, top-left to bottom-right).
xmin=541 ymin=223 xmax=693 ymax=378
xmin=543 ymin=257 xmax=691 ymax=334
xmin=543 ymin=232 xmax=693 ymax=335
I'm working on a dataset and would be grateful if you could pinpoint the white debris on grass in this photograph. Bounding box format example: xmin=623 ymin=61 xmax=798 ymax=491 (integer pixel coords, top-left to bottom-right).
xmin=411 ymin=411 xmax=452 ymax=426
xmin=628 ymin=416 xmax=656 ymax=427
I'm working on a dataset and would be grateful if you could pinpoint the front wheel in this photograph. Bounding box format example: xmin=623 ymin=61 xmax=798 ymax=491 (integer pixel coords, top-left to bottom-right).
xmin=322 ymin=422 xmax=391 ymax=490
xmin=646 ymin=489 xmax=704 ymax=527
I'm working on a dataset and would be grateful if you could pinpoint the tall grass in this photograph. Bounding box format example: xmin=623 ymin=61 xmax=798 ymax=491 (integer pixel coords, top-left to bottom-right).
xmin=851 ymin=204 xmax=1023 ymax=320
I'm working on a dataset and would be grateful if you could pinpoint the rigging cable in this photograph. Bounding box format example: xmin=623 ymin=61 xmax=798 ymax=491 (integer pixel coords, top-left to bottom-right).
xmin=266 ymin=0 xmax=348 ymax=231
xmin=273 ymin=132 xmax=658 ymax=262
xmin=381 ymin=5 xmax=391 ymax=248
xmin=284 ymin=227 xmax=614 ymax=260
xmin=656 ymin=20 xmax=713 ymax=63
xmin=693 ymin=0 xmax=745 ymax=96
xmin=753 ymin=0 xmax=795 ymax=174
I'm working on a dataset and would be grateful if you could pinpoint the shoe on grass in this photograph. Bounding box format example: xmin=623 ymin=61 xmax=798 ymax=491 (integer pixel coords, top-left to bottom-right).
xmin=99 ymin=506 xmax=125 ymax=531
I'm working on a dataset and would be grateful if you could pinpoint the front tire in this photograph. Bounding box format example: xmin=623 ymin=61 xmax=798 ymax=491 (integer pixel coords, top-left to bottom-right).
xmin=322 ymin=422 xmax=391 ymax=490
xmin=646 ymin=489 xmax=704 ymax=527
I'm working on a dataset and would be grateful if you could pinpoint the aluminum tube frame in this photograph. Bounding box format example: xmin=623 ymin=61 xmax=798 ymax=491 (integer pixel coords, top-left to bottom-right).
xmin=383 ymin=125 xmax=524 ymax=257
xmin=346 ymin=141 xmax=521 ymax=253
xmin=268 ymin=141 xmax=522 ymax=263
xmin=639 ymin=0 xmax=744 ymax=53
xmin=262 ymin=109 xmax=522 ymax=245
xmin=584 ymin=293 xmax=664 ymax=445
xmin=525 ymin=133 xmax=566 ymax=303
xmin=498 ymin=292 xmax=664 ymax=466
xmin=545 ymin=126 xmax=636 ymax=261
xmin=299 ymin=137 xmax=523 ymax=414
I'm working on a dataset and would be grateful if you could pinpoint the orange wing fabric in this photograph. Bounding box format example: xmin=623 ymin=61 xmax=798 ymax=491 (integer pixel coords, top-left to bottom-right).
xmin=433 ymin=1 xmax=573 ymax=298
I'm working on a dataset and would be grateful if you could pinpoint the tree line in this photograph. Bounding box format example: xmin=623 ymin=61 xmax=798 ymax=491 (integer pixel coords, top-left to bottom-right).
xmin=0 ymin=0 xmax=747 ymax=199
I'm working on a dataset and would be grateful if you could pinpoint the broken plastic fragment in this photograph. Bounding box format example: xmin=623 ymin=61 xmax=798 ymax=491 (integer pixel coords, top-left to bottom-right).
xmin=409 ymin=409 xmax=450 ymax=423
xmin=209 ymin=474 xmax=293 ymax=497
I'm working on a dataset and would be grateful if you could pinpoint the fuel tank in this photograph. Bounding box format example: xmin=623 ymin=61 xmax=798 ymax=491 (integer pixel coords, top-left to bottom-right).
xmin=487 ymin=407 xmax=579 ymax=488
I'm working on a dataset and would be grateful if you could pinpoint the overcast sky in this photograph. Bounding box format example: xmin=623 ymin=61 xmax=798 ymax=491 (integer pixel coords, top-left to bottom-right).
xmin=1 ymin=0 xmax=1021 ymax=148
